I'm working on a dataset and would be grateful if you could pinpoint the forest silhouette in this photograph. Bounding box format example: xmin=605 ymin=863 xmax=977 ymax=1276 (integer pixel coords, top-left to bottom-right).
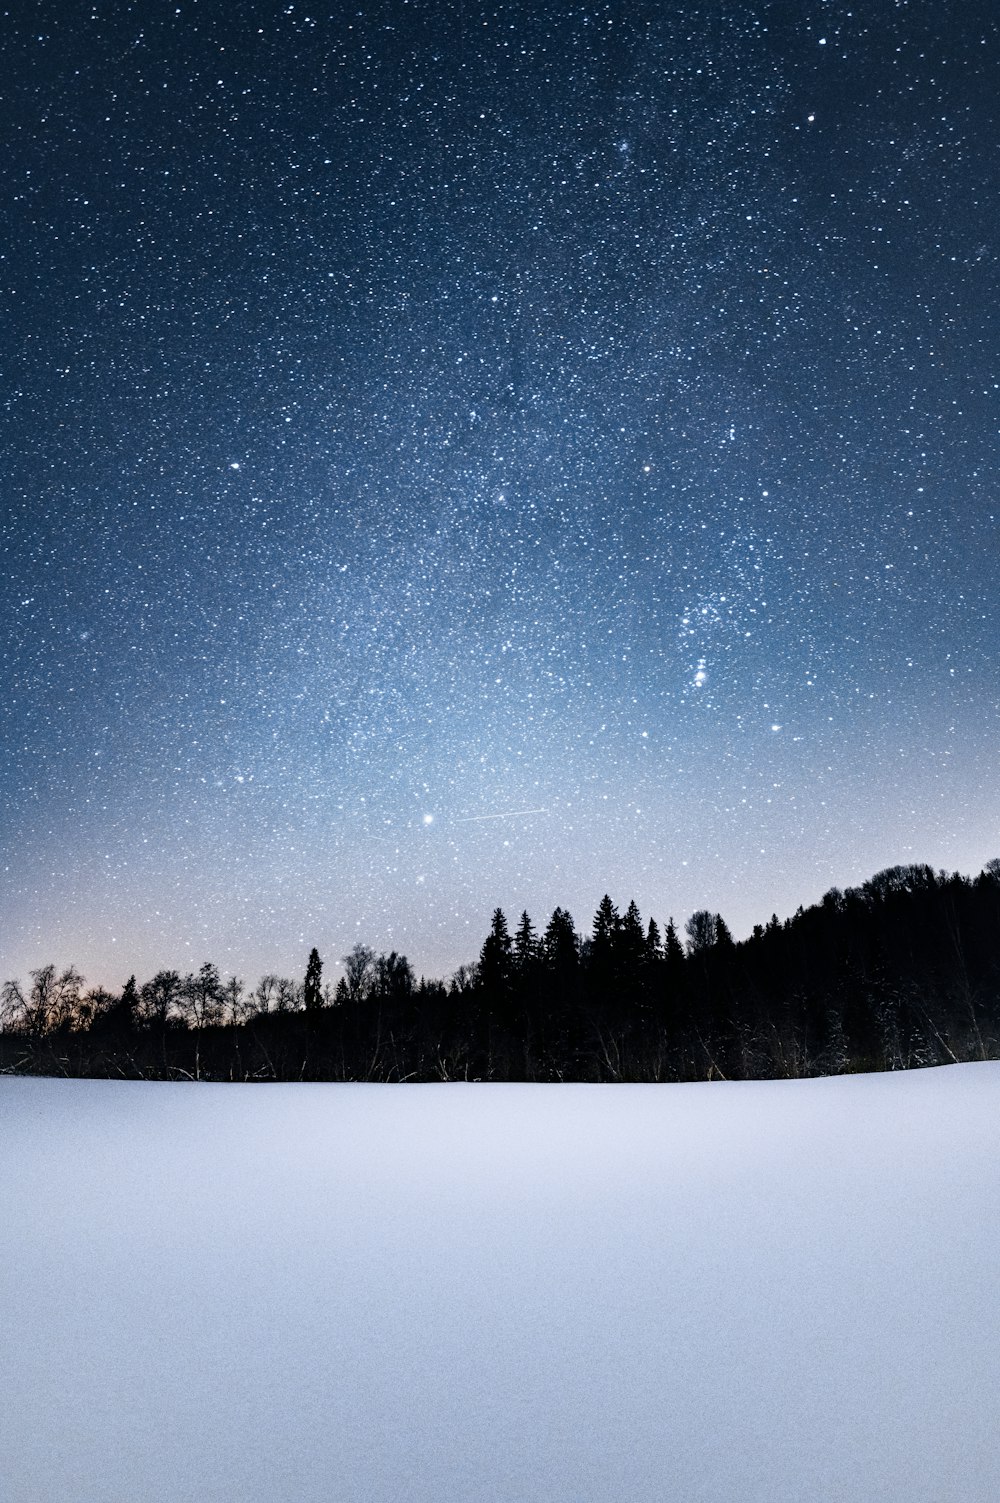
xmin=3 ymin=860 xmax=999 ymax=1081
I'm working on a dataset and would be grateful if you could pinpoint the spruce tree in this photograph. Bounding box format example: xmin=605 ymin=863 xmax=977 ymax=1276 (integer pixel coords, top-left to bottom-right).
xmin=513 ymin=910 xmax=541 ymax=978
xmin=120 ymin=975 xmax=139 ymax=1030
xmin=714 ymin=915 xmax=735 ymax=951
xmin=620 ymin=900 xmax=646 ymax=969
xmin=304 ymin=948 xmax=323 ymax=1012
xmin=479 ymin=909 xmax=514 ymax=997
xmin=477 ymin=909 xmax=515 ymax=1074
xmin=543 ymin=908 xmax=579 ymax=973
xmin=592 ymin=895 xmax=620 ymax=950
xmin=664 ymin=918 xmax=685 ymax=971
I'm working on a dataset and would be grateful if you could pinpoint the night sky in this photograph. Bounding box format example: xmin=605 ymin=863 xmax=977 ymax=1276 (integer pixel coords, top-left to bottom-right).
xmin=3 ymin=0 xmax=998 ymax=989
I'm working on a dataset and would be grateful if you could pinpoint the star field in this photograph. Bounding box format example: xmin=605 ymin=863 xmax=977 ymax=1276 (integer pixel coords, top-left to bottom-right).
xmin=2 ymin=1 xmax=999 ymax=986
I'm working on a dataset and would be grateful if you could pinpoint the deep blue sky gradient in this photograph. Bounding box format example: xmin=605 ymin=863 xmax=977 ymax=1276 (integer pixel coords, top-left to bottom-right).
xmin=2 ymin=0 xmax=998 ymax=986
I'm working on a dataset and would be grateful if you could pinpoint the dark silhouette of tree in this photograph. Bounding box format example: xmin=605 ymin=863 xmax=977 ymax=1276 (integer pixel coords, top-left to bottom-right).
xmin=659 ymin=917 xmax=688 ymax=1058
xmin=140 ymin=970 xmax=181 ymax=1028
xmin=180 ymin=963 xmax=224 ymax=1031
xmin=591 ymin=895 xmax=619 ymax=951
xmin=221 ymin=975 xmax=247 ymax=1026
xmin=376 ymin=950 xmax=414 ymax=997
xmin=620 ymin=900 xmax=646 ymax=973
xmin=685 ymin=910 xmax=718 ymax=954
xmin=19 ymin=964 xmax=85 ymax=1035
xmin=250 ymin=974 xmax=280 ymax=1016
xmin=714 ymin=916 xmax=735 ymax=951
xmin=304 ymin=948 xmax=323 ymax=1013
xmin=449 ymin=963 xmax=478 ymax=996
xmin=479 ymin=908 xmax=514 ymax=997
xmin=663 ymin=918 xmax=685 ymax=972
xmin=275 ymin=976 xmax=300 ymax=1012
xmin=24 ymin=965 xmax=57 ymax=1035
xmin=539 ymin=907 xmax=580 ymax=1070
xmin=543 ymin=907 xmax=579 ymax=977
xmin=120 ymin=975 xmax=139 ymax=1025
xmin=359 ymin=951 xmax=416 ymax=1079
xmin=342 ymin=944 xmax=375 ymax=1006
xmin=0 ymin=977 xmax=25 ymax=1033
xmin=510 ymin=912 xmax=543 ymax=1072
xmin=588 ymin=895 xmax=620 ymax=999
xmin=513 ymin=911 xmax=542 ymax=980
xmin=477 ymin=909 xmax=514 ymax=1070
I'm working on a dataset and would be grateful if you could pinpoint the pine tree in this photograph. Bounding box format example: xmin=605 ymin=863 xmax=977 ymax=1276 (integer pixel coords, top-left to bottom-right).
xmin=620 ymin=900 xmax=646 ymax=969
xmin=477 ymin=909 xmax=515 ymax=1075
xmin=664 ymin=918 xmax=685 ymax=971
xmin=714 ymin=915 xmax=735 ymax=951
xmin=543 ymin=907 xmax=579 ymax=974
xmin=540 ymin=907 xmax=580 ymax=1058
xmin=615 ymin=899 xmax=647 ymax=1022
xmin=95 ymin=975 xmax=139 ymax=1036
xmin=592 ymin=895 xmax=620 ymax=950
xmin=513 ymin=910 xmax=541 ymax=978
xmin=304 ymin=948 xmax=323 ymax=1012
xmin=120 ymin=975 xmax=139 ymax=1029
xmin=662 ymin=919 xmax=688 ymax=1034
xmin=588 ymin=895 xmax=622 ymax=1016
xmin=479 ymin=908 xmax=514 ymax=997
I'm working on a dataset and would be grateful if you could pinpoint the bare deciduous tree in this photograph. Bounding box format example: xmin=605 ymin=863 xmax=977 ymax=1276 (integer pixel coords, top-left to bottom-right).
xmin=140 ymin=971 xmax=182 ymax=1028
xmin=0 ymin=979 xmax=26 ymax=1033
xmin=179 ymin=963 xmax=224 ymax=1030
xmin=342 ymin=944 xmax=376 ymax=1006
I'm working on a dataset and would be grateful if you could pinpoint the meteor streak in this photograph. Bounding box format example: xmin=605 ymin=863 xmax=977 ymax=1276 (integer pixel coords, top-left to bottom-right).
xmin=455 ymin=807 xmax=549 ymax=823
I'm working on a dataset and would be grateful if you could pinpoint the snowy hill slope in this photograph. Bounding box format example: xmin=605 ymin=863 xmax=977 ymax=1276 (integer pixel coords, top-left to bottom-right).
xmin=2 ymin=1066 xmax=999 ymax=1502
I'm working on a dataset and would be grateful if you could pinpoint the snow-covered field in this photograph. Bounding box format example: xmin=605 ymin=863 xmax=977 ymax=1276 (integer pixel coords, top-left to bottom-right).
xmin=2 ymin=1066 xmax=998 ymax=1502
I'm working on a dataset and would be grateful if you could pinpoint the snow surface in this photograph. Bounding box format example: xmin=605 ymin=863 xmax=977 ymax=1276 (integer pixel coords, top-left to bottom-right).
xmin=2 ymin=1066 xmax=999 ymax=1502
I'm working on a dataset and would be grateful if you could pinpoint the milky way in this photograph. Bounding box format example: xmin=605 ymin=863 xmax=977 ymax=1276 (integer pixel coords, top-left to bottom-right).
xmin=2 ymin=1 xmax=998 ymax=986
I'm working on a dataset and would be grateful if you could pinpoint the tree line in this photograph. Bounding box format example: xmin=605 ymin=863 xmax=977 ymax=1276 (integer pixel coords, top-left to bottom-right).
xmin=2 ymin=858 xmax=999 ymax=1081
